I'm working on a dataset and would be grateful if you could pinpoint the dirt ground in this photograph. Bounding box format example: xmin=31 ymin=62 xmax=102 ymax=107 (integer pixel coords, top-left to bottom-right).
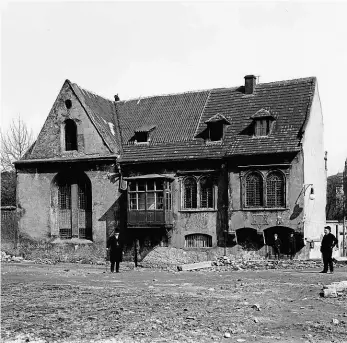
xmin=1 ymin=262 xmax=347 ymax=343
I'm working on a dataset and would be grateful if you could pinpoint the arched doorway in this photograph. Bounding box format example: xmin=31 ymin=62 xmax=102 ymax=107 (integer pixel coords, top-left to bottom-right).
xmin=236 ymin=227 xmax=264 ymax=251
xmin=263 ymin=226 xmax=303 ymax=258
xmin=53 ymin=172 xmax=92 ymax=240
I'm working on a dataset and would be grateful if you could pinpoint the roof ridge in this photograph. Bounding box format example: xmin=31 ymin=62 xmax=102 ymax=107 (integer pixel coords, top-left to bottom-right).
xmin=71 ymin=82 xmax=114 ymax=103
xmin=258 ymin=76 xmax=316 ymax=86
xmin=118 ymin=88 xmax=226 ymax=103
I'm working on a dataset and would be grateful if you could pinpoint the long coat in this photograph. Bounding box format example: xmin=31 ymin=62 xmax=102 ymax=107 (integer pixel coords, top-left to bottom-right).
xmin=288 ymin=235 xmax=296 ymax=254
xmin=107 ymin=235 xmax=123 ymax=262
xmin=320 ymin=233 xmax=338 ymax=253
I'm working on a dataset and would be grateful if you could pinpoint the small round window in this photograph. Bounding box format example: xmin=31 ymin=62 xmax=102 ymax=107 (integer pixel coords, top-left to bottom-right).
xmin=65 ymin=99 xmax=72 ymax=109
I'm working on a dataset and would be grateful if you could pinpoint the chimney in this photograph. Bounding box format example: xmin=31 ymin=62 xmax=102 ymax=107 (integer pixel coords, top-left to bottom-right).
xmin=114 ymin=94 xmax=120 ymax=101
xmin=244 ymin=75 xmax=256 ymax=94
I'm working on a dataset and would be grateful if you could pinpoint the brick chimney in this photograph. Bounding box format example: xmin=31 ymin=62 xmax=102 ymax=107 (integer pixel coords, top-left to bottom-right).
xmin=244 ymin=75 xmax=256 ymax=94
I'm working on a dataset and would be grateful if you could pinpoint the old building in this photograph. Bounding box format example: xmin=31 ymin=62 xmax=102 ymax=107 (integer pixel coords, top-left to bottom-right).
xmin=15 ymin=75 xmax=326 ymax=260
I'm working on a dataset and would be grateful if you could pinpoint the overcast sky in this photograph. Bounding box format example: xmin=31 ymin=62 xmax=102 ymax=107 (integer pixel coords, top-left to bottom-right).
xmin=1 ymin=1 xmax=347 ymax=175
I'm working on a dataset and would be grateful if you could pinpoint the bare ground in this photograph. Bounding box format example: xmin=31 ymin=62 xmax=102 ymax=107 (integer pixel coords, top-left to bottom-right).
xmin=1 ymin=262 xmax=347 ymax=343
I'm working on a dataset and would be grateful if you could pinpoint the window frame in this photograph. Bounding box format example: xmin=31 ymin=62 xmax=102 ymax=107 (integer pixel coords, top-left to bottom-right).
xmin=266 ymin=171 xmax=286 ymax=208
xmin=242 ymin=169 xmax=287 ymax=209
xmin=207 ymin=122 xmax=224 ymax=142
xmin=181 ymin=175 xmax=216 ymax=211
xmin=128 ymin=179 xmax=172 ymax=211
xmin=254 ymin=119 xmax=271 ymax=137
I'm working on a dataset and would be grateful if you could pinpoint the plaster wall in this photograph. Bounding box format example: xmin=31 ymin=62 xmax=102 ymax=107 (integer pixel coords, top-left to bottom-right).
xmin=30 ymin=82 xmax=110 ymax=160
xmin=17 ymin=171 xmax=53 ymax=240
xmin=228 ymin=156 xmax=304 ymax=235
xmin=302 ymin=83 xmax=327 ymax=258
xmin=16 ymin=165 xmax=120 ymax=249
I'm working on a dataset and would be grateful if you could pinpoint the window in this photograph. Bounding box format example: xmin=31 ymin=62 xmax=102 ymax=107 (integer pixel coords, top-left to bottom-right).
xmin=255 ymin=119 xmax=270 ymax=136
xmin=200 ymin=176 xmax=214 ymax=208
xmin=266 ymin=172 xmax=285 ymax=207
xmin=184 ymin=177 xmax=197 ymax=209
xmin=128 ymin=179 xmax=171 ymax=210
xmin=65 ymin=119 xmax=77 ymax=151
xmin=182 ymin=175 xmax=215 ymax=210
xmin=245 ymin=172 xmax=263 ymax=207
xmin=135 ymin=131 xmax=148 ymax=143
xmin=65 ymin=99 xmax=72 ymax=109
xmin=243 ymin=170 xmax=286 ymax=208
xmin=185 ymin=234 xmax=212 ymax=248
xmin=208 ymin=122 xmax=224 ymax=141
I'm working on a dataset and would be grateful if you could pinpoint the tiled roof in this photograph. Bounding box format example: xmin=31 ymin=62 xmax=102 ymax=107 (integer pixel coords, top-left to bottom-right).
xmin=20 ymin=76 xmax=316 ymax=165
xmin=205 ymin=113 xmax=231 ymax=124
xmin=70 ymin=82 xmax=121 ymax=154
xmin=115 ymin=90 xmax=210 ymax=144
xmin=118 ymin=77 xmax=316 ymax=162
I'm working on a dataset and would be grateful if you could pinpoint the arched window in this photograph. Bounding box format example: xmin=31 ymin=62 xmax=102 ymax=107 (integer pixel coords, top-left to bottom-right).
xmin=184 ymin=177 xmax=197 ymax=209
xmin=200 ymin=176 xmax=214 ymax=208
xmin=266 ymin=172 xmax=285 ymax=207
xmin=245 ymin=172 xmax=263 ymax=207
xmin=65 ymin=119 xmax=77 ymax=151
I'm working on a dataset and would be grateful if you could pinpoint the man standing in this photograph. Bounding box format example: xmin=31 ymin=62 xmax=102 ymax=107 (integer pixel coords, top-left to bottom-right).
xmin=320 ymin=226 xmax=338 ymax=274
xmin=273 ymin=233 xmax=281 ymax=260
xmin=106 ymin=231 xmax=123 ymax=273
xmin=288 ymin=232 xmax=296 ymax=260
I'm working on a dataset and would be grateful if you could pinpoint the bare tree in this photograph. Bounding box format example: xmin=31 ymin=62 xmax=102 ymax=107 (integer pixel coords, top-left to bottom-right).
xmin=1 ymin=116 xmax=34 ymax=171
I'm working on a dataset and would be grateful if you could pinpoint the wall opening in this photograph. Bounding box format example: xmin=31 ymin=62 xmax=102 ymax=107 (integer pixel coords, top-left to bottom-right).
xmin=53 ymin=172 xmax=92 ymax=240
xmin=185 ymin=234 xmax=212 ymax=248
xmin=65 ymin=119 xmax=77 ymax=151
xmin=236 ymin=227 xmax=264 ymax=250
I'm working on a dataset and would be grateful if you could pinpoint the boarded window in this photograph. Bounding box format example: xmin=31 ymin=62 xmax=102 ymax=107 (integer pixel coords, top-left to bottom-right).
xmin=185 ymin=234 xmax=212 ymax=248
xmin=266 ymin=172 xmax=285 ymax=207
xmin=245 ymin=172 xmax=263 ymax=207
xmin=184 ymin=177 xmax=197 ymax=209
xmin=65 ymin=119 xmax=77 ymax=151
xmin=200 ymin=176 xmax=214 ymax=208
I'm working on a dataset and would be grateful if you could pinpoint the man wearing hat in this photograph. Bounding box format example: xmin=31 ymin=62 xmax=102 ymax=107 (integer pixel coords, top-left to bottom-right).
xmin=106 ymin=230 xmax=123 ymax=273
xmin=320 ymin=226 xmax=338 ymax=274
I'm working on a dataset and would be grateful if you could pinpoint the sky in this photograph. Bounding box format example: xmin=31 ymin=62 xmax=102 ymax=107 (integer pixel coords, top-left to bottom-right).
xmin=1 ymin=1 xmax=347 ymax=176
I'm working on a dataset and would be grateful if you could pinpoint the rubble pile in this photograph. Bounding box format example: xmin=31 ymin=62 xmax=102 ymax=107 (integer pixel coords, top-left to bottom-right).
xmin=1 ymin=251 xmax=24 ymax=263
xmin=321 ymin=281 xmax=347 ymax=298
xmin=212 ymin=255 xmax=328 ymax=271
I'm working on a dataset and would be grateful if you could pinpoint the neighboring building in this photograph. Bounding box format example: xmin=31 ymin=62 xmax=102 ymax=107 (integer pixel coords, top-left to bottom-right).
xmin=326 ymin=172 xmax=344 ymax=221
xmin=15 ymin=75 xmax=326 ymax=259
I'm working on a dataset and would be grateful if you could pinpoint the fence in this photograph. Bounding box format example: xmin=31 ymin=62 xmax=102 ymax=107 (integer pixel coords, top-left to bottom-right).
xmin=1 ymin=206 xmax=17 ymax=248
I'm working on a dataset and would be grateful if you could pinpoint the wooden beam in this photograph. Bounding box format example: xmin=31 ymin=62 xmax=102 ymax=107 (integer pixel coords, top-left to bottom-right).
xmin=177 ymin=261 xmax=213 ymax=271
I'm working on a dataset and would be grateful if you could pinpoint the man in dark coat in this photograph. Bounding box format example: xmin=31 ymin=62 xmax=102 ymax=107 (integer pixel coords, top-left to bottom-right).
xmin=106 ymin=231 xmax=123 ymax=273
xmin=320 ymin=226 xmax=338 ymax=273
xmin=273 ymin=233 xmax=281 ymax=260
xmin=288 ymin=232 xmax=296 ymax=260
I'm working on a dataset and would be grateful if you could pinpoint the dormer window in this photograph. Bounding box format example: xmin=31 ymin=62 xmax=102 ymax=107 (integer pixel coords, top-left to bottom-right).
xmin=135 ymin=131 xmax=148 ymax=143
xmin=208 ymin=122 xmax=224 ymax=141
xmin=134 ymin=124 xmax=156 ymax=144
xmin=65 ymin=119 xmax=77 ymax=151
xmin=255 ymin=119 xmax=270 ymax=136
xmin=204 ymin=113 xmax=231 ymax=143
xmin=250 ymin=108 xmax=276 ymax=137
